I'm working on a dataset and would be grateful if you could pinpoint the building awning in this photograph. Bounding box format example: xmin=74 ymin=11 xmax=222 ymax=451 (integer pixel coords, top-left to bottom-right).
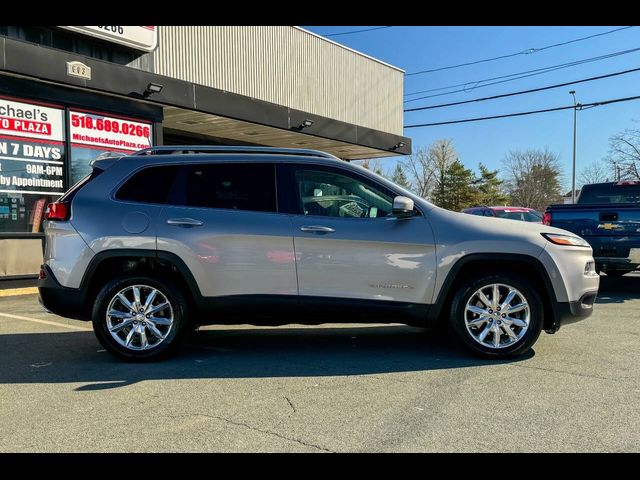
xmin=0 ymin=36 xmax=411 ymax=160
xmin=162 ymin=107 xmax=403 ymax=160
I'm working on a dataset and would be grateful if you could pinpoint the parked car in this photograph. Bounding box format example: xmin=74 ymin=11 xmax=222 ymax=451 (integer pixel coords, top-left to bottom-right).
xmin=544 ymin=181 xmax=640 ymax=277
xmin=38 ymin=146 xmax=599 ymax=361
xmin=462 ymin=206 xmax=543 ymax=223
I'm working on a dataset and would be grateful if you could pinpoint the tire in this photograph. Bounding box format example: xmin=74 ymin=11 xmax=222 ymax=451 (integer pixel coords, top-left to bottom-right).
xmin=92 ymin=275 xmax=190 ymax=361
xmin=449 ymin=273 xmax=543 ymax=358
xmin=605 ymin=270 xmax=632 ymax=278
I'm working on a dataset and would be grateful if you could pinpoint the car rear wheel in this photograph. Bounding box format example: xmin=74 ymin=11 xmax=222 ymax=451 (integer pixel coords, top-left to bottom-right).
xmin=449 ymin=274 xmax=543 ymax=358
xmin=92 ymin=275 xmax=189 ymax=361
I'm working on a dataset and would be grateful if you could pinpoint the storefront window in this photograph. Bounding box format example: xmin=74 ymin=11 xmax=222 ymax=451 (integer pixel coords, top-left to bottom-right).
xmin=0 ymin=99 xmax=155 ymax=232
xmin=0 ymin=96 xmax=66 ymax=233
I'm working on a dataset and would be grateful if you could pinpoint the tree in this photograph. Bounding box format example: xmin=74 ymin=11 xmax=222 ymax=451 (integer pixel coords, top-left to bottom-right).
xmin=578 ymin=160 xmax=612 ymax=187
xmin=606 ymin=128 xmax=640 ymax=180
xmin=430 ymin=139 xmax=458 ymax=204
xmin=358 ymin=158 xmax=386 ymax=178
xmin=502 ymin=148 xmax=563 ymax=211
xmin=431 ymin=159 xmax=479 ymax=211
xmin=473 ymin=163 xmax=509 ymax=206
xmin=390 ymin=163 xmax=412 ymax=190
xmin=402 ymin=145 xmax=437 ymax=198
xmin=402 ymin=140 xmax=483 ymax=209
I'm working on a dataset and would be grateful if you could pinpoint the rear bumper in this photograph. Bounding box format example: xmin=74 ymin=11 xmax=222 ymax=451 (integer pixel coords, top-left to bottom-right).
xmin=38 ymin=265 xmax=90 ymax=320
xmin=594 ymin=257 xmax=639 ymax=272
xmin=547 ymin=290 xmax=597 ymax=333
xmin=586 ymin=236 xmax=640 ymax=271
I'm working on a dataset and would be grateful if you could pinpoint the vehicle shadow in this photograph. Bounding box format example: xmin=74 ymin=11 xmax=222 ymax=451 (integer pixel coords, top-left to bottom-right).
xmin=595 ymin=274 xmax=640 ymax=304
xmin=0 ymin=325 xmax=533 ymax=390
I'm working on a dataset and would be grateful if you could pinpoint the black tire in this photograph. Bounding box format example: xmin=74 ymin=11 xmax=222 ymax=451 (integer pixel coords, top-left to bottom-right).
xmin=449 ymin=273 xmax=543 ymax=358
xmin=92 ymin=275 xmax=190 ymax=361
xmin=605 ymin=270 xmax=632 ymax=278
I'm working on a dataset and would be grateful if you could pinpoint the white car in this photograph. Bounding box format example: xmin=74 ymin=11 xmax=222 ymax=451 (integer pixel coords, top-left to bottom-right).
xmin=38 ymin=146 xmax=600 ymax=361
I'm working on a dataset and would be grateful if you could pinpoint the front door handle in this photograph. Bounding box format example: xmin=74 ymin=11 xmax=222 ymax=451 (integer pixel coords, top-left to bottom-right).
xmin=167 ymin=218 xmax=204 ymax=227
xmin=300 ymin=225 xmax=335 ymax=233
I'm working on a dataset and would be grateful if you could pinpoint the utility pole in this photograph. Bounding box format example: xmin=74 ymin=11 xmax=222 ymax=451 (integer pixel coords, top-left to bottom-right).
xmin=569 ymin=91 xmax=579 ymax=203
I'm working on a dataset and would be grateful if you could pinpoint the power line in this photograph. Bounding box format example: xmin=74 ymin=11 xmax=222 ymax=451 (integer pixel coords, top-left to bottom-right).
xmin=404 ymin=46 xmax=640 ymax=101
xmin=404 ymin=66 xmax=640 ymax=112
xmin=404 ymin=94 xmax=640 ymax=128
xmin=406 ymin=26 xmax=633 ymax=77
xmin=323 ymin=26 xmax=392 ymax=37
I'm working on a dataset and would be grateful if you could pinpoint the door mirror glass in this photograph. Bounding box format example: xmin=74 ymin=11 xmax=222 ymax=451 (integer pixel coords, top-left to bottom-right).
xmin=393 ymin=196 xmax=415 ymax=217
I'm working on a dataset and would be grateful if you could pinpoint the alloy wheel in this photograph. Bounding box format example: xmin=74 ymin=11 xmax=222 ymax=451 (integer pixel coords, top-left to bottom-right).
xmin=464 ymin=283 xmax=530 ymax=349
xmin=105 ymin=285 xmax=174 ymax=351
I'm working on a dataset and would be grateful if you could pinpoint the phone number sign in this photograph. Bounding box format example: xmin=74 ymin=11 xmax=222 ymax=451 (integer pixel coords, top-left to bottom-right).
xmin=59 ymin=26 xmax=158 ymax=52
xmin=69 ymin=110 xmax=153 ymax=152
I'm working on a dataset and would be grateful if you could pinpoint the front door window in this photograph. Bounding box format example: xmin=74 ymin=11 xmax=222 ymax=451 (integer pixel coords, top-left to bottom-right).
xmin=294 ymin=169 xmax=394 ymax=218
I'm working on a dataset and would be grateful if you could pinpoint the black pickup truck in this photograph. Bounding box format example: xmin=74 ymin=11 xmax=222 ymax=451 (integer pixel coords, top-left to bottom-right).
xmin=543 ymin=181 xmax=640 ymax=277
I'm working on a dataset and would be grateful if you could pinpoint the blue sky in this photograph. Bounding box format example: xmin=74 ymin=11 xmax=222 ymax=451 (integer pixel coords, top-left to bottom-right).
xmin=302 ymin=26 xmax=640 ymax=189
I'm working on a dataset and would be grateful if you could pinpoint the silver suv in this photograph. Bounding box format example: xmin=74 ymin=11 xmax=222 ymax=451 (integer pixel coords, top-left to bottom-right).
xmin=38 ymin=146 xmax=600 ymax=361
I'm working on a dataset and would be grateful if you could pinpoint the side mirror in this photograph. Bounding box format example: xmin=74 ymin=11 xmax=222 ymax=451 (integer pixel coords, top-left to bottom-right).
xmin=392 ymin=196 xmax=415 ymax=218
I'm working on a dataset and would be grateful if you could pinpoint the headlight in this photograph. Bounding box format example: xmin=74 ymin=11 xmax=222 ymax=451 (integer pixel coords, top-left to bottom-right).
xmin=542 ymin=233 xmax=590 ymax=247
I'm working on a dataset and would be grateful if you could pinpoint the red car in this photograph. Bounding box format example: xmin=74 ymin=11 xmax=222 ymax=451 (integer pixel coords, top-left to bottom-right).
xmin=462 ymin=206 xmax=543 ymax=223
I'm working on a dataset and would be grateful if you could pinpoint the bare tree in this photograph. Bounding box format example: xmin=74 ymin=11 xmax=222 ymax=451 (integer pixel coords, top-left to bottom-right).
xmin=402 ymin=140 xmax=457 ymax=200
xmin=578 ymin=160 xmax=613 ymax=187
xmin=502 ymin=148 xmax=564 ymax=211
xmin=401 ymin=146 xmax=433 ymax=198
xmin=356 ymin=158 xmax=388 ymax=177
xmin=606 ymin=129 xmax=640 ymax=180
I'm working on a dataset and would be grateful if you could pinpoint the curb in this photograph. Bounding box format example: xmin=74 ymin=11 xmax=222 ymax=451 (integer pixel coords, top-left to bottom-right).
xmin=0 ymin=287 xmax=39 ymax=297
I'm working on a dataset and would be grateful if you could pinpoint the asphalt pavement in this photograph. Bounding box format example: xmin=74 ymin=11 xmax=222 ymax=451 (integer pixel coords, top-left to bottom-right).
xmin=0 ymin=274 xmax=638 ymax=452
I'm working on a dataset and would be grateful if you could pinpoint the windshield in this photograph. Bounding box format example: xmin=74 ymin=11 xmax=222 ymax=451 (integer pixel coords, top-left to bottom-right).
xmin=494 ymin=210 xmax=542 ymax=222
xmin=578 ymin=184 xmax=640 ymax=204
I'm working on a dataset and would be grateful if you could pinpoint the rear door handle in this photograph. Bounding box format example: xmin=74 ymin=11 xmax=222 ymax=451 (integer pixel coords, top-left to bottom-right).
xmin=300 ymin=225 xmax=335 ymax=233
xmin=167 ymin=218 xmax=204 ymax=227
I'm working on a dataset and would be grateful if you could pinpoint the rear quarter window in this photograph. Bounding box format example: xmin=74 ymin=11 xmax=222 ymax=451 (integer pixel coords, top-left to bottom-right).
xmin=115 ymin=165 xmax=183 ymax=204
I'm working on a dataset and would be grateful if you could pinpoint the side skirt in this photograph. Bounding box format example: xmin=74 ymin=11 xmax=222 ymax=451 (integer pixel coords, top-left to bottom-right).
xmin=194 ymin=295 xmax=432 ymax=327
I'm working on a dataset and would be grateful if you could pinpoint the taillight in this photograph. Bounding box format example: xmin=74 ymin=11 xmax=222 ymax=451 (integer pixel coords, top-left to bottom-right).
xmin=45 ymin=202 xmax=69 ymax=221
xmin=542 ymin=212 xmax=552 ymax=226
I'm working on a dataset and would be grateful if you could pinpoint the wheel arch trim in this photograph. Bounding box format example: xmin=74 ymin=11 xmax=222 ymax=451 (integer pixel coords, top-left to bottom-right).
xmin=79 ymin=249 xmax=205 ymax=308
xmin=428 ymin=253 xmax=559 ymax=329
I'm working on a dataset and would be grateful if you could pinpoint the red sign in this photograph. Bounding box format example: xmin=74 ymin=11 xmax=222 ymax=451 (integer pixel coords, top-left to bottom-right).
xmin=0 ymin=98 xmax=64 ymax=142
xmin=69 ymin=110 xmax=153 ymax=152
xmin=31 ymin=198 xmax=46 ymax=232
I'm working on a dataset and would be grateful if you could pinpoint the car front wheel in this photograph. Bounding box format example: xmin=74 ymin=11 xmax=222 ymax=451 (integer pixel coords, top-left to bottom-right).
xmin=449 ymin=274 xmax=543 ymax=357
xmin=92 ymin=275 xmax=189 ymax=361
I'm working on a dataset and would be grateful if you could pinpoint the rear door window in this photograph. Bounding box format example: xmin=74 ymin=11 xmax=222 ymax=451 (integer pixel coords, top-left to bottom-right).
xmin=171 ymin=163 xmax=277 ymax=213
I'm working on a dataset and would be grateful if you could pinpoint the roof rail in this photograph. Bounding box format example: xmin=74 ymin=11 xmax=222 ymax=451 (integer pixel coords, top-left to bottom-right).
xmin=131 ymin=145 xmax=341 ymax=160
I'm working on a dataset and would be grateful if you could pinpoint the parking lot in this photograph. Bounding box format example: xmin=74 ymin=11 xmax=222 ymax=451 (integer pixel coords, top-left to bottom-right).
xmin=0 ymin=274 xmax=638 ymax=453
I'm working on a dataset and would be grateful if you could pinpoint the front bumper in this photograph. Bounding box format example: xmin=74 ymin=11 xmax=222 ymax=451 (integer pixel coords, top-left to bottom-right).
xmin=38 ymin=265 xmax=90 ymax=320
xmin=546 ymin=290 xmax=598 ymax=334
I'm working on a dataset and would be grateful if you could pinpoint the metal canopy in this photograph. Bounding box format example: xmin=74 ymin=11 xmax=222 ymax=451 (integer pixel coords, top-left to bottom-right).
xmin=162 ymin=107 xmax=397 ymax=161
